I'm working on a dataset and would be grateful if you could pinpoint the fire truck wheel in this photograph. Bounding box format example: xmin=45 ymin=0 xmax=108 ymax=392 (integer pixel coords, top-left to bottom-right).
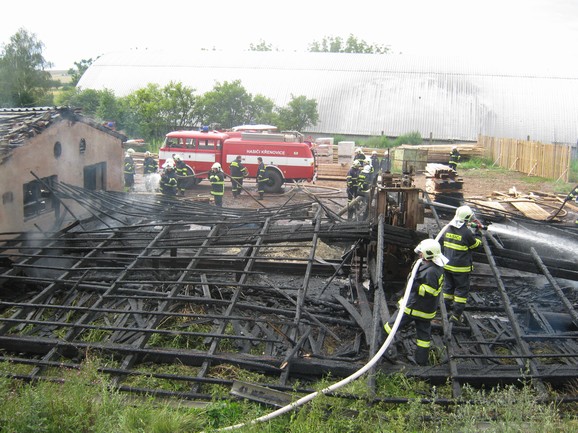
xmin=264 ymin=170 xmax=283 ymax=193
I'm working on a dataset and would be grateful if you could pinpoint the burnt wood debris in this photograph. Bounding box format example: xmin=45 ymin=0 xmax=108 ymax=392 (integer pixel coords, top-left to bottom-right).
xmin=1 ymin=171 xmax=577 ymax=407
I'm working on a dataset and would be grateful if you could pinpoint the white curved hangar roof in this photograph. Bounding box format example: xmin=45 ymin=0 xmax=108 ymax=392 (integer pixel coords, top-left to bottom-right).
xmin=77 ymin=50 xmax=578 ymax=144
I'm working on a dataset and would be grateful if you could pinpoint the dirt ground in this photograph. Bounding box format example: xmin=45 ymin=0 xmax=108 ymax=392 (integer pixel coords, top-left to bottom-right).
xmin=139 ymin=167 xmax=575 ymax=223
xmin=184 ymin=167 xmax=574 ymax=209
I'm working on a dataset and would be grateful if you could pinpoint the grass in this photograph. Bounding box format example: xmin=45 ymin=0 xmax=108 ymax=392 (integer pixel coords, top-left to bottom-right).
xmin=460 ymin=157 xmax=577 ymax=195
xmin=1 ymin=357 xmax=577 ymax=432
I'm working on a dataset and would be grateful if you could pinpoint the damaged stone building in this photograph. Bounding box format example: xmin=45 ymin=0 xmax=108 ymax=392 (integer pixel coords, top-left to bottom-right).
xmin=0 ymin=107 xmax=126 ymax=234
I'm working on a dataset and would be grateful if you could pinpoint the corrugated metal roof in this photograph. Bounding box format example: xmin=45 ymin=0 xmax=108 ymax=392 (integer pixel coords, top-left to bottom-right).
xmin=77 ymin=50 xmax=578 ymax=144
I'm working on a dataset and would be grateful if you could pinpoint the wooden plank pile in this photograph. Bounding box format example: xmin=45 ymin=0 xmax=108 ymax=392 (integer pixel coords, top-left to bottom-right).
xmin=316 ymin=162 xmax=350 ymax=180
xmin=397 ymin=143 xmax=485 ymax=163
xmin=472 ymin=188 xmax=576 ymax=222
xmin=424 ymin=163 xmax=464 ymax=207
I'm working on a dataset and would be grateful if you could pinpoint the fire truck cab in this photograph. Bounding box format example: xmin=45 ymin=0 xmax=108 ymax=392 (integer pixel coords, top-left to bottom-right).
xmin=158 ymin=129 xmax=316 ymax=193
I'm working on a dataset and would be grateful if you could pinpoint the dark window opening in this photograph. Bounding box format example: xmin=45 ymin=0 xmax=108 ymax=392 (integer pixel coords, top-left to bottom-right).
xmin=84 ymin=162 xmax=107 ymax=191
xmin=23 ymin=176 xmax=57 ymax=220
xmin=79 ymin=138 xmax=87 ymax=154
xmin=2 ymin=192 xmax=13 ymax=204
xmin=54 ymin=141 xmax=62 ymax=158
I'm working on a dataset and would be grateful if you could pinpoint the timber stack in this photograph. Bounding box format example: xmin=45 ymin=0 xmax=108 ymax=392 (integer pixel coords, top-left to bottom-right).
xmin=424 ymin=163 xmax=464 ymax=207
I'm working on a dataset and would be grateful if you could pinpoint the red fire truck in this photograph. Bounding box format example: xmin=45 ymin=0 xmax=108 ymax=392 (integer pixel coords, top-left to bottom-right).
xmin=158 ymin=129 xmax=317 ymax=193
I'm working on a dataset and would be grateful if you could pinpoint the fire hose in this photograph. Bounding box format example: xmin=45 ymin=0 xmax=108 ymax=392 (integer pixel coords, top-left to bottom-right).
xmin=547 ymin=184 xmax=578 ymax=221
xmin=209 ymin=225 xmax=451 ymax=432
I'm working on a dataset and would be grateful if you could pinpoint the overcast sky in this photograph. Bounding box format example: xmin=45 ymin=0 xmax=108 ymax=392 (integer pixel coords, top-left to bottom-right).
xmin=2 ymin=0 xmax=577 ymax=70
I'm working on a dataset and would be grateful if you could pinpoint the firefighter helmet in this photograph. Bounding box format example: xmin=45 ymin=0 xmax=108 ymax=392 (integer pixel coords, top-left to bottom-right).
xmin=362 ymin=165 xmax=371 ymax=174
xmin=127 ymin=148 xmax=135 ymax=155
xmin=352 ymin=160 xmax=361 ymax=167
xmin=372 ymin=150 xmax=377 ymax=155
xmin=145 ymin=151 xmax=151 ymax=157
xmin=173 ymin=154 xmax=182 ymax=162
xmin=211 ymin=162 xmax=221 ymax=170
xmin=355 ymin=147 xmax=362 ymax=154
xmin=236 ymin=155 xmax=242 ymax=161
xmin=455 ymin=205 xmax=474 ymax=221
xmin=162 ymin=159 xmax=174 ymax=169
xmin=414 ymin=239 xmax=448 ymax=266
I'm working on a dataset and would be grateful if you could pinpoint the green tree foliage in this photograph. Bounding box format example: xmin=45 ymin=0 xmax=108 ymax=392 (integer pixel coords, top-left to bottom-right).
xmin=197 ymin=80 xmax=253 ymax=129
xmin=67 ymin=58 xmax=93 ymax=86
xmin=0 ymin=28 xmax=54 ymax=107
xmin=158 ymin=81 xmax=199 ymax=129
xmin=56 ymin=87 xmax=104 ymax=116
xmin=248 ymin=39 xmax=274 ymax=51
xmin=309 ymin=34 xmax=390 ymax=54
xmin=276 ymin=95 xmax=319 ymax=131
xmin=121 ymin=82 xmax=197 ymax=140
xmin=54 ymin=75 xmax=316 ymax=141
xmin=248 ymin=94 xmax=278 ymax=125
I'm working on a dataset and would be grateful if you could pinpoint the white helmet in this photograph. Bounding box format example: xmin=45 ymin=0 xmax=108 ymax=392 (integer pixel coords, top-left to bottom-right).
xmin=173 ymin=154 xmax=182 ymax=162
xmin=211 ymin=162 xmax=221 ymax=170
xmin=127 ymin=148 xmax=135 ymax=155
xmin=415 ymin=239 xmax=448 ymax=267
xmin=162 ymin=159 xmax=174 ymax=169
xmin=372 ymin=151 xmax=377 ymax=155
xmin=455 ymin=205 xmax=474 ymax=221
xmin=355 ymin=147 xmax=362 ymax=154
xmin=362 ymin=165 xmax=371 ymax=174
xmin=352 ymin=160 xmax=361 ymax=167
xmin=145 ymin=151 xmax=151 ymax=157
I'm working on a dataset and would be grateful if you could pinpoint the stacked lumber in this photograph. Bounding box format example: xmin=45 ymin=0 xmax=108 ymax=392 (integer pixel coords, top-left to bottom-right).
xmin=472 ymin=188 xmax=574 ymax=222
xmin=316 ymin=162 xmax=350 ymax=180
xmin=397 ymin=143 xmax=484 ymax=163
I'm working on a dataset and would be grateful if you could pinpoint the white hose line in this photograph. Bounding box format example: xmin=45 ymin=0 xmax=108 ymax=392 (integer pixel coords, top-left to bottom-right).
xmin=212 ymin=257 xmax=423 ymax=432
xmin=211 ymin=225 xmax=453 ymax=431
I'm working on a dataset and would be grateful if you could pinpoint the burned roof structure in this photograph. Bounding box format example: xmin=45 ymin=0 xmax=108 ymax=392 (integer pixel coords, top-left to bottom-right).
xmin=1 ymin=175 xmax=578 ymax=404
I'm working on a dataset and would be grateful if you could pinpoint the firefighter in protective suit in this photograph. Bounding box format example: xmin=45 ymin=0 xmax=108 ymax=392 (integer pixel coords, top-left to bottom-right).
xmin=143 ymin=151 xmax=158 ymax=192
xmin=346 ymin=160 xmax=361 ymax=201
xmin=384 ymin=239 xmax=448 ymax=366
xmin=256 ymin=157 xmax=268 ymax=200
xmin=356 ymin=164 xmax=373 ymax=220
xmin=173 ymin=154 xmax=188 ymax=196
xmin=209 ymin=162 xmax=225 ymax=207
xmin=442 ymin=205 xmax=483 ymax=324
xmin=230 ymin=155 xmax=248 ymax=198
xmin=448 ymin=146 xmax=461 ymax=172
xmin=123 ymin=148 xmax=136 ymax=192
xmin=160 ymin=161 xmax=178 ymax=197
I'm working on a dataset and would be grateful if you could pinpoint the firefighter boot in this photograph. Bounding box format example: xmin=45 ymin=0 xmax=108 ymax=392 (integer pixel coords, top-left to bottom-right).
xmin=415 ymin=347 xmax=429 ymax=366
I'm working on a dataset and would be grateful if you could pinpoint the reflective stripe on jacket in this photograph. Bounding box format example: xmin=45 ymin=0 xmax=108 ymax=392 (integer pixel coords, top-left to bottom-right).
xmin=443 ymin=225 xmax=482 ymax=273
xmin=209 ymin=171 xmax=225 ymax=196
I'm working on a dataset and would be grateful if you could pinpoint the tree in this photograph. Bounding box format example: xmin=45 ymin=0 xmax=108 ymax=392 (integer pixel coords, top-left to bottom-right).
xmin=248 ymin=94 xmax=277 ymax=125
xmin=308 ymin=34 xmax=390 ymax=54
xmin=0 ymin=28 xmax=54 ymax=107
xmin=276 ymin=95 xmax=319 ymax=132
xmin=197 ymin=80 xmax=253 ymax=129
xmin=248 ymin=39 xmax=274 ymax=51
xmin=120 ymin=82 xmax=197 ymax=140
xmin=67 ymin=58 xmax=94 ymax=86
xmin=158 ymin=81 xmax=199 ymax=130
xmin=56 ymin=87 xmax=103 ymax=115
